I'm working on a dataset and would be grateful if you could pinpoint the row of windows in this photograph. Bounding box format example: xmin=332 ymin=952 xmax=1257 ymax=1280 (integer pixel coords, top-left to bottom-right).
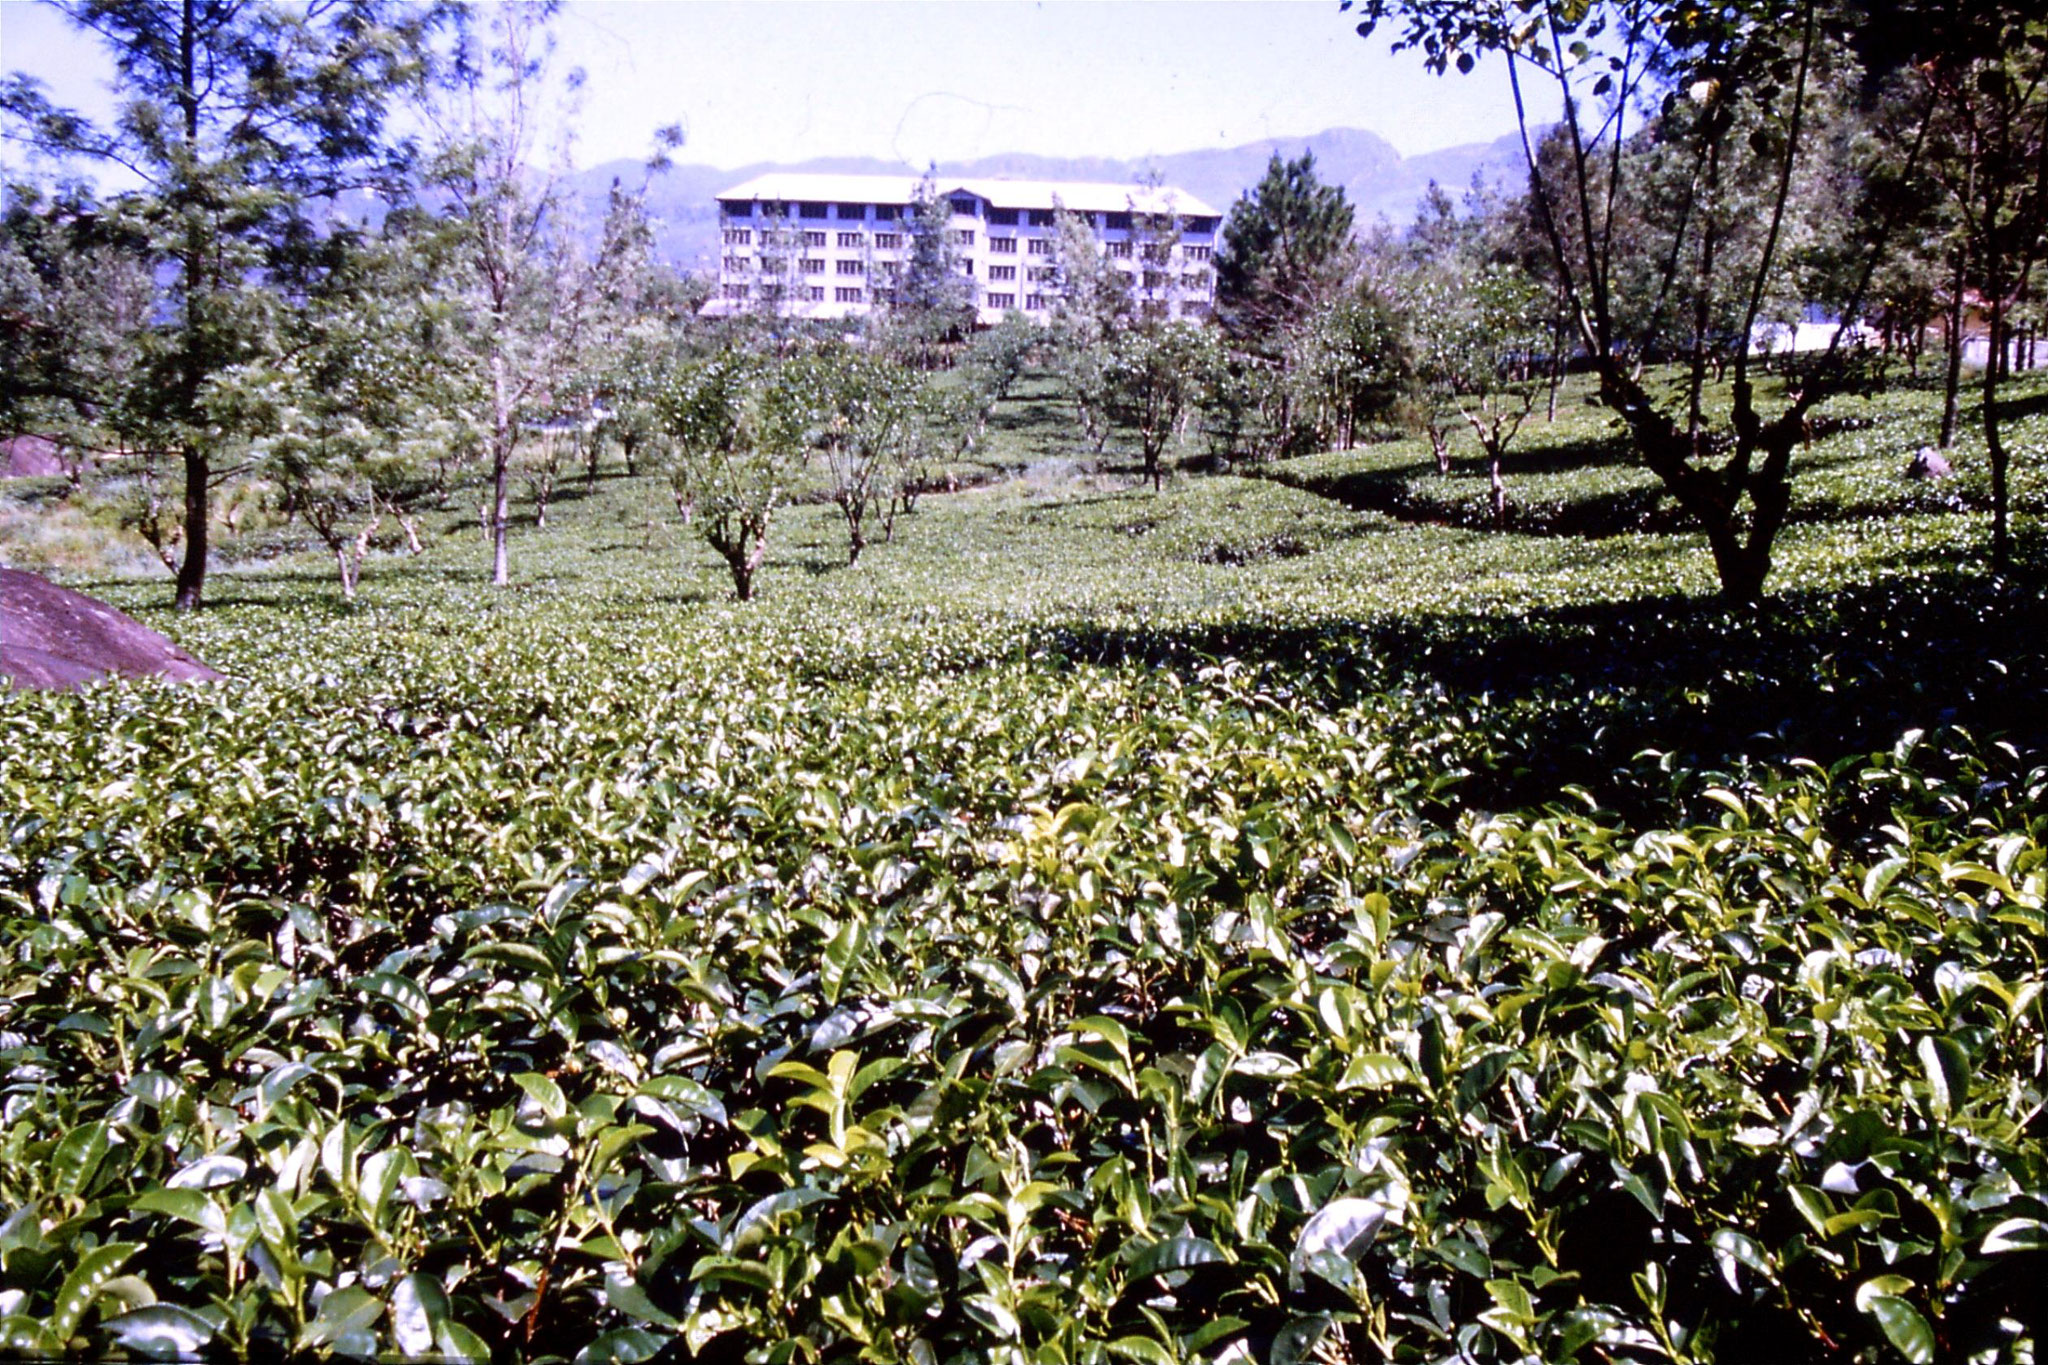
xmin=721 ymin=284 xmax=874 ymax=303
xmin=726 ymin=257 xmax=1208 ymax=291
xmin=724 ymin=283 xmax=1209 ymax=316
xmin=734 ymin=231 xmax=1202 ymax=261
xmin=724 ymin=231 xmax=909 ymax=258
xmin=724 ymin=202 xmax=1221 ymax=236
xmin=725 ymin=201 xmax=904 ymax=221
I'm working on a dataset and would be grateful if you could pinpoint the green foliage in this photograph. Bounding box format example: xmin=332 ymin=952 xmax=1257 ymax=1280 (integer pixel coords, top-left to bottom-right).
xmin=891 ymin=173 xmax=975 ymax=359
xmin=1290 ymin=283 xmax=1413 ymax=453
xmin=1100 ymin=323 xmax=1223 ymax=489
xmin=1214 ymin=152 xmax=1359 ymax=346
xmin=658 ymin=351 xmax=803 ymax=601
xmin=3 ymin=355 xmax=2046 ymax=1365
xmin=0 ymin=0 xmax=435 ymax=608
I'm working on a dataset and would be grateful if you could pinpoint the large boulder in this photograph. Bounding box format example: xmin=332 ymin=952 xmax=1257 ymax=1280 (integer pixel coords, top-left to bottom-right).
xmin=1 ymin=435 xmax=66 ymax=479
xmin=1905 ymin=446 xmax=1954 ymax=481
xmin=1 ymin=568 xmax=223 ymax=691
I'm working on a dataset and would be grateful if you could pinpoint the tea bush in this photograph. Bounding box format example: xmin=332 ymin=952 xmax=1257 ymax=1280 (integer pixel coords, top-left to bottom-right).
xmin=1 ymin=373 xmax=2044 ymax=1363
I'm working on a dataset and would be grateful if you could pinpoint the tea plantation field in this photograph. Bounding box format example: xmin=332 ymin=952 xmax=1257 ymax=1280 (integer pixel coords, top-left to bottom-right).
xmin=3 ymin=376 xmax=2045 ymax=1363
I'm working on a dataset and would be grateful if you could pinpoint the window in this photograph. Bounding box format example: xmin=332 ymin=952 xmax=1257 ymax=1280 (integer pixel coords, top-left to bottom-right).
xmin=987 ymin=208 xmax=1018 ymax=225
xmin=1141 ymin=243 xmax=1171 ymax=264
xmin=801 ymin=258 xmax=824 ymax=274
xmin=836 ymin=203 xmax=865 ymax=219
xmin=1143 ymin=270 xmax=1168 ymax=289
xmin=725 ymin=201 xmax=752 ymax=217
xmin=837 ymin=232 xmax=863 ymax=248
xmin=1184 ymin=244 xmax=1213 ymax=262
xmin=800 ymin=202 xmax=828 ymax=219
xmin=1183 ymin=271 xmax=1208 ymax=289
xmin=1106 ymin=241 xmax=1132 ymax=258
xmin=1025 ymin=293 xmax=1046 ymax=310
xmin=989 ymin=236 xmax=1017 ymax=254
xmin=1104 ymin=211 xmax=1132 ymax=231
xmin=837 ymin=259 xmax=864 ymax=275
xmin=954 ymin=230 xmax=975 ymax=247
xmin=722 ymin=255 xmax=750 ymax=273
xmin=803 ymin=230 xmax=827 ymax=248
xmin=1027 ymin=238 xmax=1052 ymax=256
xmin=1186 ymin=216 xmax=1219 ymax=234
xmin=986 ymin=292 xmax=1015 ymax=309
xmin=874 ymin=233 xmax=902 ymax=249
xmin=722 ymin=283 xmax=749 ymax=299
xmin=835 ymin=286 xmax=863 ymax=303
xmin=949 ymin=197 xmax=980 ymax=217
xmin=723 ymin=228 xmax=752 ymax=245
xmin=875 ymin=204 xmax=898 ymax=221
xmin=989 ymin=265 xmax=1016 ymax=281
xmin=1029 ymin=209 xmax=1056 ymax=227
xmin=960 ymin=261 xmax=975 ymax=276
xmin=1184 ymin=301 xmax=1212 ymax=318
xmin=1027 ymin=266 xmax=1055 ymax=282
xmin=808 ymin=286 xmax=825 ymax=302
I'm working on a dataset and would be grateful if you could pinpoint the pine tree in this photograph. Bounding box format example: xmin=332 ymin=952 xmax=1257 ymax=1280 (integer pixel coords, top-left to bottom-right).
xmin=2 ymin=0 xmax=435 ymax=608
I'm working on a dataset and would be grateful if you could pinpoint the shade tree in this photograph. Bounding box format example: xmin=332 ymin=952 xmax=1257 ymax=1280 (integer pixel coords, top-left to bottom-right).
xmin=1350 ymin=0 xmax=1939 ymax=602
xmin=1100 ymin=322 xmax=1222 ymax=491
xmin=659 ymin=352 xmax=807 ymax=602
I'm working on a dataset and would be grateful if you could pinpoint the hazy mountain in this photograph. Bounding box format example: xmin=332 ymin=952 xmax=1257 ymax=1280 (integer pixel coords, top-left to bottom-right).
xmin=575 ymin=127 xmax=1529 ymax=271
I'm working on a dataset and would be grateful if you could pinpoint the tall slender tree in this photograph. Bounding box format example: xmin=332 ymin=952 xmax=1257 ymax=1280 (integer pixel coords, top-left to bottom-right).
xmin=421 ymin=2 xmax=675 ymax=587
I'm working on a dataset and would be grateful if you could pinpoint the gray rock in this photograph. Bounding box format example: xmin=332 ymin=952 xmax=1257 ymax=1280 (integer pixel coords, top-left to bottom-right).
xmin=0 ymin=435 xmax=65 ymax=479
xmin=1 ymin=568 xmax=223 ymax=691
xmin=1905 ymin=446 xmax=1953 ymax=480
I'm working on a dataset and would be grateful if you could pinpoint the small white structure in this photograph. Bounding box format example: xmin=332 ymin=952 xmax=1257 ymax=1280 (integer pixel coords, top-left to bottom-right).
xmin=1749 ymin=305 xmax=1877 ymax=356
xmin=701 ymin=172 xmax=1222 ymax=325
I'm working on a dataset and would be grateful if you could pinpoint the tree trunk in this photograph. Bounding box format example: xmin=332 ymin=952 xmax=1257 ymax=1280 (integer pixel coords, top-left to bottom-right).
xmin=491 ymin=454 xmax=511 ymax=585
xmin=173 ymin=446 xmax=208 ymax=610
xmin=1488 ymin=448 xmax=1506 ymax=527
xmin=1706 ymin=526 xmax=1771 ymax=606
xmin=1939 ymin=245 xmax=1966 ymax=449
xmin=1429 ymin=422 xmax=1452 ymax=476
xmin=1984 ymin=298 xmax=2010 ymax=575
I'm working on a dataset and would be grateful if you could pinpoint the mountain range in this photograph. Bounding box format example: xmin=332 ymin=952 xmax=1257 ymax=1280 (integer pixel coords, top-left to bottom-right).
xmin=576 ymin=126 xmax=1528 ymax=270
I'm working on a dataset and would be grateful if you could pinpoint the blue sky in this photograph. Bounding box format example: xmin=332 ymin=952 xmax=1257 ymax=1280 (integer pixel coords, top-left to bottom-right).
xmin=2 ymin=1 xmax=1539 ymax=173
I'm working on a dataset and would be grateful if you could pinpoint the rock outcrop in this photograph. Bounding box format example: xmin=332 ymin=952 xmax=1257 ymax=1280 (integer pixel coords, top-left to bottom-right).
xmin=1 ymin=436 xmax=66 ymax=479
xmin=1905 ymin=446 xmax=1954 ymax=481
xmin=1 ymin=568 xmax=223 ymax=691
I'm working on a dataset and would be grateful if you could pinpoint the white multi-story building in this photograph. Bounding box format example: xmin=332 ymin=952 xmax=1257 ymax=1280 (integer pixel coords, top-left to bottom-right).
xmin=701 ymin=172 xmax=1222 ymax=325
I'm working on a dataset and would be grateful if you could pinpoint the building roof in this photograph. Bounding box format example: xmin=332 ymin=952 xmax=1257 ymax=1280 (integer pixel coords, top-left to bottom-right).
xmin=713 ymin=171 xmax=1220 ymax=219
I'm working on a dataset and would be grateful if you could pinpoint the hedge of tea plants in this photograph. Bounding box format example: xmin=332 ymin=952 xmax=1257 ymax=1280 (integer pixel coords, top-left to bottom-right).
xmin=2 ymin=396 xmax=2045 ymax=1362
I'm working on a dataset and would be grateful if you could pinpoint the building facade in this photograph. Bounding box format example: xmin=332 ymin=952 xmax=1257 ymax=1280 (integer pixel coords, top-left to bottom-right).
xmin=702 ymin=173 xmax=1222 ymax=325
